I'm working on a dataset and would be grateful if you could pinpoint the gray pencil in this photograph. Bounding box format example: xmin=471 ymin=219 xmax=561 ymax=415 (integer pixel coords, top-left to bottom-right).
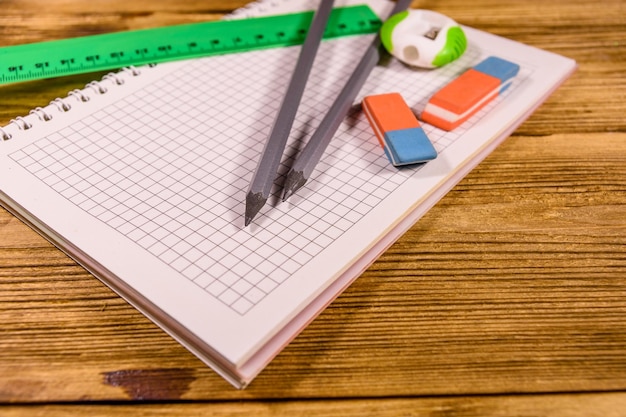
xmin=245 ymin=0 xmax=336 ymax=226
xmin=282 ymin=0 xmax=412 ymax=201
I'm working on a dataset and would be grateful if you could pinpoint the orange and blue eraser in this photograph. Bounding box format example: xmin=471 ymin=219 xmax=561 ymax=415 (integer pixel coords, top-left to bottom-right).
xmin=362 ymin=92 xmax=437 ymax=167
xmin=421 ymin=56 xmax=520 ymax=131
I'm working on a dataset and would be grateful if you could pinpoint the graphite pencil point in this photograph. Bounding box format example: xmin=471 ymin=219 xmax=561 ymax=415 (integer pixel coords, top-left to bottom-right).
xmin=282 ymin=170 xmax=307 ymax=201
xmin=245 ymin=191 xmax=266 ymax=226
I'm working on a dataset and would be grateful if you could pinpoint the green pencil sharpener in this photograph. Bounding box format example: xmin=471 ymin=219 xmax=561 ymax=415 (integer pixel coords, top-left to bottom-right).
xmin=380 ymin=9 xmax=467 ymax=69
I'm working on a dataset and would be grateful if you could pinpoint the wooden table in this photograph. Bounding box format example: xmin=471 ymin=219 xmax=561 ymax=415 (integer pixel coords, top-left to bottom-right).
xmin=1 ymin=0 xmax=625 ymax=415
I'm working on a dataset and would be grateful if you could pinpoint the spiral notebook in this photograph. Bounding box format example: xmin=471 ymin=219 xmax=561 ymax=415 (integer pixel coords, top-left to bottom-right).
xmin=0 ymin=0 xmax=575 ymax=388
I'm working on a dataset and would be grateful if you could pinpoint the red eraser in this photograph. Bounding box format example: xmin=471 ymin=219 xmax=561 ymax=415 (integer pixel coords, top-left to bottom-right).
xmin=421 ymin=56 xmax=520 ymax=131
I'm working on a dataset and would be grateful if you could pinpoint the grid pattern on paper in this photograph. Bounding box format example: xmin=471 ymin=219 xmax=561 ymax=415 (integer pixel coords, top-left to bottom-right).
xmin=10 ymin=34 xmax=529 ymax=315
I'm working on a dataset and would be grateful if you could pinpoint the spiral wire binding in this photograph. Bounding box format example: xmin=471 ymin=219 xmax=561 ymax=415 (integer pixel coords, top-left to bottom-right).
xmin=50 ymin=98 xmax=72 ymax=112
xmin=0 ymin=127 xmax=12 ymax=141
xmin=1 ymin=66 xmax=142 ymax=141
xmin=103 ymin=73 xmax=125 ymax=86
xmin=9 ymin=116 xmax=32 ymax=131
xmin=68 ymin=89 xmax=91 ymax=103
xmin=86 ymin=81 xmax=108 ymax=95
xmin=123 ymin=66 xmax=142 ymax=77
xmin=29 ymin=107 xmax=53 ymax=122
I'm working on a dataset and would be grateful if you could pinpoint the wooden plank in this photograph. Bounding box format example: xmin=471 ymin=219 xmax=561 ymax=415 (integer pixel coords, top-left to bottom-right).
xmin=3 ymin=393 xmax=626 ymax=417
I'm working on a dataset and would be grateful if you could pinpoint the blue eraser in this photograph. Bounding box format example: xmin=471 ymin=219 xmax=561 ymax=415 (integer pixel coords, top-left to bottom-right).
xmin=473 ymin=56 xmax=520 ymax=84
xmin=384 ymin=128 xmax=438 ymax=166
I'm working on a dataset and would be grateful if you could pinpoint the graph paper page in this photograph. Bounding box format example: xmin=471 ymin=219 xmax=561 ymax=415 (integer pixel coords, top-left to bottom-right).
xmin=0 ymin=0 xmax=576 ymax=379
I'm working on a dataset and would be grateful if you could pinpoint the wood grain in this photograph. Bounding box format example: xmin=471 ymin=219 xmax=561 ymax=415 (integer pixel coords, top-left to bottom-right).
xmin=1 ymin=0 xmax=625 ymax=415
xmin=3 ymin=393 xmax=626 ymax=417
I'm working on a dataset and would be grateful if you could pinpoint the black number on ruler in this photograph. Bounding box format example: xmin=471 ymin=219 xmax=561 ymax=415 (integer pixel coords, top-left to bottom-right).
xmin=86 ymin=55 xmax=100 ymax=63
xmin=35 ymin=62 xmax=50 ymax=69
xmin=294 ymin=28 xmax=307 ymax=40
xmin=110 ymin=51 xmax=125 ymax=59
xmin=157 ymin=45 xmax=172 ymax=52
xmin=8 ymin=65 xmax=23 ymax=72
xmin=61 ymin=58 xmax=75 ymax=66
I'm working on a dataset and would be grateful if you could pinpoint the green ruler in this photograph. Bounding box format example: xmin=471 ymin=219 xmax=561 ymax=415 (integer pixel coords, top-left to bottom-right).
xmin=0 ymin=5 xmax=381 ymax=85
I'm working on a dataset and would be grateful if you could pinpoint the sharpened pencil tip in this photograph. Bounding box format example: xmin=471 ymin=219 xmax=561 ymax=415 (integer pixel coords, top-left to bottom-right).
xmin=282 ymin=170 xmax=307 ymax=201
xmin=281 ymin=189 xmax=293 ymax=202
xmin=245 ymin=191 xmax=267 ymax=227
